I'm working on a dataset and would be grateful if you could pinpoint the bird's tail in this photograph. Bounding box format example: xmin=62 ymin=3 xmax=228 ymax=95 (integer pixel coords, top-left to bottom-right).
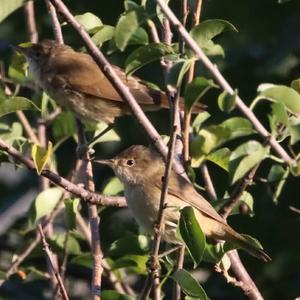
xmin=225 ymin=226 xmax=271 ymax=262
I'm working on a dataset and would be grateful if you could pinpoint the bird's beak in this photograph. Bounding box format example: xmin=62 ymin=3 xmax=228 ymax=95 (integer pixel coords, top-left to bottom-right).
xmin=94 ymin=159 xmax=115 ymax=167
xmin=11 ymin=44 xmax=29 ymax=56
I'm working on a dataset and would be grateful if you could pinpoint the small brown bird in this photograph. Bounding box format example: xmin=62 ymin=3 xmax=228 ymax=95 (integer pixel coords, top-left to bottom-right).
xmin=95 ymin=145 xmax=271 ymax=262
xmin=15 ymin=40 xmax=204 ymax=124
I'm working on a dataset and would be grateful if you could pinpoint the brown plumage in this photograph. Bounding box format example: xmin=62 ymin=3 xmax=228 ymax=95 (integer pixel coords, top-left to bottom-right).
xmin=16 ymin=40 xmax=205 ymax=124
xmin=95 ymin=145 xmax=271 ymax=262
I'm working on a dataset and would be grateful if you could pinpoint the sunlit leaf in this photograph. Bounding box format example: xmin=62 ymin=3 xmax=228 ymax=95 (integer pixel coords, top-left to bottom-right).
xmin=102 ymin=177 xmax=124 ymax=196
xmin=70 ymin=253 xmax=93 ymax=269
xmin=111 ymin=255 xmax=148 ymax=274
xmin=49 ymin=233 xmax=81 ymax=255
xmin=0 ymin=0 xmax=25 ymax=23
xmin=8 ymin=51 xmax=27 ymax=82
xmin=172 ymin=269 xmax=208 ymax=299
xmin=259 ymin=84 xmax=300 ymax=113
xmin=115 ymin=8 xmax=148 ymax=51
xmin=92 ymin=25 xmax=115 ymax=47
xmin=125 ymin=43 xmax=175 ymax=75
xmin=75 ymin=12 xmax=102 ymax=33
xmin=229 ymin=141 xmax=268 ymax=184
xmin=206 ymin=148 xmax=231 ymax=171
xmin=31 ymin=141 xmax=53 ymax=175
xmin=34 ymin=187 xmax=63 ymax=222
xmin=179 ymin=207 xmax=206 ymax=267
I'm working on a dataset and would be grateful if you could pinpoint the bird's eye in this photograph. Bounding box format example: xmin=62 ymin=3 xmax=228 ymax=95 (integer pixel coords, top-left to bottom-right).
xmin=126 ymin=159 xmax=135 ymax=166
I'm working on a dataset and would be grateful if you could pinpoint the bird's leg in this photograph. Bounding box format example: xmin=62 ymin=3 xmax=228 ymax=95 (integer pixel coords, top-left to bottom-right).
xmin=76 ymin=123 xmax=115 ymax=158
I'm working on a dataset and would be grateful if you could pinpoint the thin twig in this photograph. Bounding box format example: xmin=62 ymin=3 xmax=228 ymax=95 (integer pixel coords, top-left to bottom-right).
xmin=172 ymin=245 xmax=185 ymax=300
xmin=44 ymin=0 xmax=64 ymax=44
xmin=38 ymin=225 xmax=69 ymax=300
xmin=76 ymin=120 xmax=102 ymax=300
xmin=201 ymin=164 xmax=218 ymax=202
xmin=6 ymin=199 xmax=64 ymax=277
xmin=149 ymin=94 xmax=180 ymax=300
xmin=183 ymin=0 xmax=203 ymax=164
xmin=0 ymin=138 xmax=126 ymax=207
xmin=48 ymin=0 xmax=186 ymax=177
xmin=147 ymin=19 xmax=160 ymax=43
xmin=24 ymin=0 xmax=38 ymax=43
xmin=155 ymin=0 xmax=295 ymax=167
xmin=219 ymin=164 xmax=260 ymax=219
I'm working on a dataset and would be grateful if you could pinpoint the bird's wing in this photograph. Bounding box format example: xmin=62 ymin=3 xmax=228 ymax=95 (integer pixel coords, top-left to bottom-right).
xmin=50 ymin=52 xmax=167 ymax=107
xmin=155 ymin=172 xmax=226 ymax=225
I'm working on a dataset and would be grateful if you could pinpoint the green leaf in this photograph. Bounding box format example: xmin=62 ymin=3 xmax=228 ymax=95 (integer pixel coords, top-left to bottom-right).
xmin=206 ymin=148 xmax=231 ymax=171
xmin=0 ymin=96 xmax=39 ymax=118
xmin=166 ymin=59 xmax=193 ymax=88
xmin=107 ymin=234 xmax=149 ymax=258
xmin=202 ymin=243 xmax=225 ymax=263
xmin=115 ymin=8 xmax=148 ymax=51
xmin=102 ymin=290 xmax=135 ymax=300
xmin=268 ymin=165 xmax=286 ymax=182
xmin=31 ymin=141 xmax=53 ymax=175
xmin=49 ymin=233 xmax=81 ymax=255
xmin=102 ymin=177 xmax=124 ymax=196
xmin=111 ymin=255 xmax=148 ymax=274
xmin=0 ymin=122 xmax=24 ymax=144
xmin=75 ymin=12 xmax=102 ymax=33
xmin=229 ymin=141 xmax=269 ymax=184
xmin=185 ymin=77 xmax=218 ymax=111
xmin=52 ymin=111 xmax=76 ymax=141
xmin=259 ymin=84 xmax=300 ymax=113
xmin=8 ymin=51 xmax=27 ymax=82
xmin=179 ymin=207 xmax=206 ymax=267
xmin=218 ymin=90 xmax=237 ymax=113
xmin=125 ymin=43 xmax=175 ymax=76
xmin=34 ymin=187 xmax=63 ymax=222
xmin=271 ymin=102 xmax=289 ymax=126
xmin=70 ymin=253 xmax=93 ymax=269
xmin=88 ymin=122 xmax=121 ymax=146
xmin=0 ymin=0 xmax=25 ymax=23
xmin=288 ymin=116 xmax=300 ymax=145
xmin=189 ymin=19 xmax=237 ymax=57
xmin=92 ymin=25 xmax=115 ymax=47
xmin=172 ymin=269 xmax=208 ymax=299
xmin=291 ymin=78 xmax=300 ymax=94
xmin=64 ymin=198 xmax=80 ymax=231
xmin=191 ymin=117 xmax=254 ymax=167
xmin=127 ymin=27 xmax=149 ymax=47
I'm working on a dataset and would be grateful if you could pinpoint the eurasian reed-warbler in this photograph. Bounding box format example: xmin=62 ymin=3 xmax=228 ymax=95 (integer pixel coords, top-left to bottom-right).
xmin=95 ymin=145 xmax=271 ymax=262
xmin=15 ymin=40 xmax=204 ymax=124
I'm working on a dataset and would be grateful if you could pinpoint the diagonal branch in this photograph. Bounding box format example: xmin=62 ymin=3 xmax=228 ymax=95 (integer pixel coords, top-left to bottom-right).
xmin=155 ymin=0 xmax=295 ymax=167
xmin=0 ymin=138 xmax=126 ymax=207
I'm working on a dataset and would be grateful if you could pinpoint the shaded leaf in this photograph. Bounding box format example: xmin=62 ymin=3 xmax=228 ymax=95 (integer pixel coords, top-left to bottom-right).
xmin=8 ymin=51 xmax=27 ymax=82
xmin=34 ymin=187 xmax=63 ymax=222
xmin=70 ymin=253 xmax=93 ymax=269
xmin=218 ymin=90 xmax=237 ymax=113
xmin=31 ymin=141 xmax=53 ymax=175
xmin=230 ymin=191 xmax=254 ymax=217
xmin=179 ymin=207 xmax=206 ymax=267
xmin=166 ymin=59 xmax=193 ymax=88
xmin=64 ymin=198 xmax=80 ymax=231
xmin=111 ymin=255 xmax=148 ymax=274
xmin=0 ymin=97 xmax=39 ymax=118
xmin=49 ymin=233 xmax=81 ymax=255
xmin=102 ymin=290 xmax=135 ymax=300
xmin=106 ymin=234 xmax=149 ymax=258
xmin=52 ymin=111 xmax=76 ymax=141
xmin=189 ymin=19 xmax=237 ymax=57
xmin=172 ymin=269 xmax=208 ymax=299
xmin=268 ymin=165 xmax=286 ymax=183
xmin=125 ymin=43 xmax=175 ymax=75
xmin=185 ymin=77 xmax=218 ymax=111
xmin=288 ymin=116 xmax=300 ymax=145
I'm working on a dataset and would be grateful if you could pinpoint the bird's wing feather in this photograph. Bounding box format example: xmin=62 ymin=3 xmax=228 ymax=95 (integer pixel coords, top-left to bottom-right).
xmin=154 ymin=172 xmax=226 ymax=225
xmin=49 ymin=52 xmax=165 ymax=107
